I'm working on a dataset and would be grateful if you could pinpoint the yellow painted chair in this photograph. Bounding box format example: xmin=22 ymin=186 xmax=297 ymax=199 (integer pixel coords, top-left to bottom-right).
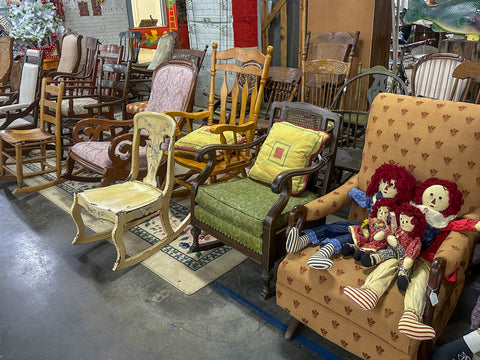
xmin=70 ymin=112 xmax=190 ymax=271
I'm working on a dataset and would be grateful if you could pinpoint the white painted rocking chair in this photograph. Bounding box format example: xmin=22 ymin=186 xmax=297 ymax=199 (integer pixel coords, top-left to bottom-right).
xmin=70 ymin=112 xmax=190 ymax=270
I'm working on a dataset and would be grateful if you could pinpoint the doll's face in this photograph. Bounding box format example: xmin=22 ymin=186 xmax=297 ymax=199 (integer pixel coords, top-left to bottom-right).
xmin=399 ymin=214 xmax=415 ymax=232
xmin=377 ymin=206 xmax=390 ymax=222
xmin=379 ymin=179 xmax=398 ymax=199
xmin=422 ymin=184 xmax=449 ymax=212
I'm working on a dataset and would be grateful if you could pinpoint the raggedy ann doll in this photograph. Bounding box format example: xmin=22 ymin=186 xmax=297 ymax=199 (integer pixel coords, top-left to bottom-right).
xmin=345 ymin=198 xmax=397 ymax=261
xmin=359 ymin=202 xmax=427 ymax=291
xmin=344 ymin=178 xmax=480 ymax=341
xmin=285 ymin=163 xmax=416 ymax=270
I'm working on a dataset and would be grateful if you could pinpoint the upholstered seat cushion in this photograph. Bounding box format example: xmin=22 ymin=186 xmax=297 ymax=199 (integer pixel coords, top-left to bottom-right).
xmin=126 ymin=101 xmax=148 ymax=114
xmin=61 ymin=97 xmax=103 ymax=116
xmin=71 ymin=141 xmax=148 ymax=169
xmin=194 ymin=178 xmax=318 ymax=254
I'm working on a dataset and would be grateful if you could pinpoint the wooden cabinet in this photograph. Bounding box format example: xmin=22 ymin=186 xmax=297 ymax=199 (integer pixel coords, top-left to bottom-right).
xmin=307 ymin=0 xmax=392 ymax=72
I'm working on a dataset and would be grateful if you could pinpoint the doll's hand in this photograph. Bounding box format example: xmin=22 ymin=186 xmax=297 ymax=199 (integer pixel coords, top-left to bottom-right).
xmin=373 ymin=231 xmax=385 ymax=241
xmin=362 ymin=228 xmax=370 ymax=238
xmin=387 ymin=235 xmax=397 ymax=247
xmin=403 ymin=257 xmax=414 ymax=269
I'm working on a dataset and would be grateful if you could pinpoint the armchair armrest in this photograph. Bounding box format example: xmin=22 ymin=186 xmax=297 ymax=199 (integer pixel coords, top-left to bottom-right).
xmin=163 ymin=109 xmax=210 ymax=137
xmin=72 ymin=118 xmax=133 ymax=142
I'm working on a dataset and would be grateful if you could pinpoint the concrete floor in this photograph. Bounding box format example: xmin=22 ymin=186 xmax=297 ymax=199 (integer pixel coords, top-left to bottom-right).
xmin=0 ymin=176 xmax=478 ymax=360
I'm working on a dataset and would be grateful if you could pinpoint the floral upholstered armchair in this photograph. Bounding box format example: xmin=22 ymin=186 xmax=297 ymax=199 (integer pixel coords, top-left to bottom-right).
xmin=276 ymin=93 xmax=480 ymax=360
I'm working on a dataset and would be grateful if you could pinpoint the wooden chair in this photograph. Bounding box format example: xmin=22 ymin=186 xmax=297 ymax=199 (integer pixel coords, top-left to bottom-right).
xmin=449 ymin=61 xmax=480 ymax=103
xmin=61 ymin=58 xmax=199 ymax=187
xmin=70 ymin=112 xmax=190 ymax=271
xmin=277 ymin=93 xmax=480 ymax=360
xmin=305 ymin=30 xmax=360 ymax=63
xmin=169 ymin=42 xmax=273 ymax=196
xmin=119 ymin=30 xmax=142 ymax=63
xmin=411 ymin=52 xmax=467 ymax=100
xmin=53 ymin=37 xmax=99 ymax=82
xmin=0 ymin=78 xmax=64 ymax=194
xmin=127 ymin=46 xmax=208 ymax=114
xmin=44 ymin=31 xmax=83 ymax=78
xmin=0 ymin=49 xmax=43 ymax=130
xmin=188 ymin=101 xmax=341 ymax=298
xmin=0 ymin=37 xmax=13 ymax=86
xmin=60 ymin=43 xmax=124 ymax=119
xmin=330 ymin=70 xmax=409 ymax=183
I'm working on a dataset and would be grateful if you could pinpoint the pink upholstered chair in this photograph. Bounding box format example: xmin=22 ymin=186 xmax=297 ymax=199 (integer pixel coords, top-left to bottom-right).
xmin=61 ymin=58 xmax=199 ymax=186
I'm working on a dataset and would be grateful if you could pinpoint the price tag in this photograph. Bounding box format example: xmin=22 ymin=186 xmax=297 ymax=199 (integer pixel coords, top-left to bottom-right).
xmin=430 ymin=291 xmax=439 ymax=306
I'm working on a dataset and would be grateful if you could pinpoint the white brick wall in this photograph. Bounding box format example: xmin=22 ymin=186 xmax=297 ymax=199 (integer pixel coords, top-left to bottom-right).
xmin=62 ymin=0 xmax=128 ymax=46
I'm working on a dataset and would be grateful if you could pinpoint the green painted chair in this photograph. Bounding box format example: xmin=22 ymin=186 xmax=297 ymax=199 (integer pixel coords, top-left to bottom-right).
xmin=188 ymin=101 xmax=342 ymax=299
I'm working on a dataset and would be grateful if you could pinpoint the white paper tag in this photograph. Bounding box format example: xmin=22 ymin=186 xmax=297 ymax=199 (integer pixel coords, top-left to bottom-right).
xmin=430 ymin=291 xmax=439 ymax=306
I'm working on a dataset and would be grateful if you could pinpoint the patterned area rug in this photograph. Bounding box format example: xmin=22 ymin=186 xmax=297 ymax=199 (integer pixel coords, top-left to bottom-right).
xmin=22 ymin=165 xmax=247 ymax=295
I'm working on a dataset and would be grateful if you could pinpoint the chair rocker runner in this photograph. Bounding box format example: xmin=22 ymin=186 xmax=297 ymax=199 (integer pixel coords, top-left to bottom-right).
xmin=0 ymin=78 xmax=65 ymax=194
xmin=70 ymin=112 xmax=190 ymax=271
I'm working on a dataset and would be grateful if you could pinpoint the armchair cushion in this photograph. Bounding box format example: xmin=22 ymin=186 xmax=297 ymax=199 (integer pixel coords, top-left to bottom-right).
xmin=126 ymin=101 xmax=148 ymax=115
xmin=174 ymin=125 xmax=243 ymax=158
xmin=61 ymin=98 xmax=101 ymax=116
xmin=194 ymin=178 xmax=318 ymax=253
xmin=249 ymin=121 xmax=329 ymax=194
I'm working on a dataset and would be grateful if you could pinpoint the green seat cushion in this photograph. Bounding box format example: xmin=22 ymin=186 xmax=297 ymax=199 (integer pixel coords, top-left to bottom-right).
xmin=194 ymin=178 xmax=318 ymax=254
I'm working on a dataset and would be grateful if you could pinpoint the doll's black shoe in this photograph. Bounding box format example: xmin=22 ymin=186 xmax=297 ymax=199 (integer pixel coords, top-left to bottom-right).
xmin=397 ymin=267 xmax=411 ymax=291
xmin=341 ymin=243 xmax=355 ymax=256
xmin=360 ymin=253 xmax=378 ymax=267
xmin=353 ymin=250 xmax=365 ymax=261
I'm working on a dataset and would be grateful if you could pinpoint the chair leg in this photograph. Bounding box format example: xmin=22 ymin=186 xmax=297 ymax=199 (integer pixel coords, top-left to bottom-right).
xmin=111 ymin=213 xmax=128 ymax=271
xmin=260 ymin=268 xmax=274 ymax=300
xmin=71 ymin=194 xmax=112 ymax=245
xmin=15 ymin=143 xmax=23 ymax=189
xmin=0 ymin=139 xmax=4 ymax=177
xmin=284 ymin=317 xmax=303 ymax=340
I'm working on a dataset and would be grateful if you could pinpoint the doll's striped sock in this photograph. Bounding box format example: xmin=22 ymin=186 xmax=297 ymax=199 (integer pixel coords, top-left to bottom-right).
xmin=398 ymin=311 xmax=436 ymax=340
xmin=307 ymin=243 xmax=335 ymax=270
xmin=286 ymin=228 xmax=311 ymax=253
xmin=343 ymin=286 xmax=378 ymax=310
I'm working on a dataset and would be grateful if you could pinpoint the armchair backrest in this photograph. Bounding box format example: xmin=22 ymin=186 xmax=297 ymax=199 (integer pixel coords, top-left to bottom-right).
xmin=145 ymin=59 xmax=199 ymax=136
xmin=351 ymin=93 xmax=480 ymax=222
xmin=119 ymin=30 xmax=142 ymax=63
xmin=0 ymin=36 xmax=13 ymax=86
xmin=18 ymin=49 xmax=43 ymax=105
xmin=304 ymin=30 xmax=360 ymax=63
xmin=57 ymin=32 xmax=83 ymax=73
xmin=449 ymin=61 xmax=480 ymax=103
xmin=263 ymin=66 xmax=302 ymax=119
xmin=207 ymin=42 xmax=273 ymax=142
xmin=130 ymin=111 xmax=177 ymax=190
xmin=411 ymin=52 xmax=467 ymax=101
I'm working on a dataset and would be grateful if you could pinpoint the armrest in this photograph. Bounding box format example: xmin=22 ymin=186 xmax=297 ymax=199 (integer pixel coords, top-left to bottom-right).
xmin=301 ymin=174 xmax=359 ymax=222
xmin=72 ymin=118 xmax=133 ymax=142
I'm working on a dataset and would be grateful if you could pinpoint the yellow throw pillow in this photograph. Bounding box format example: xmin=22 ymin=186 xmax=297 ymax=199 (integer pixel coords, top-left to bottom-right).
xmin=249 ymin=121 xmax=329 ymax=194
xmin=174 ymin=126 xmax=243 ymax=158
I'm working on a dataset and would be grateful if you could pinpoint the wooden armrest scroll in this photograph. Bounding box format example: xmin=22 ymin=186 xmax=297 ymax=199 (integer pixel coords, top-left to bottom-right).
xmin=72 ymin=118 xmax=133 ymax=142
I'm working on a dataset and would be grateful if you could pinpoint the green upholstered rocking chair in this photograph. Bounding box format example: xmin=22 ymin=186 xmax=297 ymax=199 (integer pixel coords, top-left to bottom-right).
xmin=188 ymin=101 xmax=342 ymax=299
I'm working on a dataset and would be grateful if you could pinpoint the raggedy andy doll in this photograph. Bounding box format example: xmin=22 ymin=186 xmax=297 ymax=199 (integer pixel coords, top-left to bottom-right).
xmin=285 ymin=163 xmax=416 ymax=270
xmin=344 ymin=177 xmax=480 ymax=341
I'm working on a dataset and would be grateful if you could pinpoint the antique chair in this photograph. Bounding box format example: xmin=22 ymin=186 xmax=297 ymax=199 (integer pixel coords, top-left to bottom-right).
xmin=59 ymin=43 xmax=124 ymax=119
xmin=44 ymin=31 xmax=83 ymax=78
xmin=169 ymin=42 xmax=273 ymax=196
xmin=0 ymin=78 xmax=64 ymax=194
xmin=53 ymin=37 xmax=99 ymax=82
xmin=61 ymin=58 xmax=199 ymax=186
xmin=256 ymin=65 xmax=302 ymax=135
xmin=188 ymin=101 xmax=341 ymax=298
xmin=0 ymin=49 xmax=43 ymax=130
xmin=276 ymin=93 xmax=480 ymax=360
xmin=330 ymin=70 xmax=409 ymax=182
xmin=70 ymin=112 xmax=190 ymax=271
xmin=119 ymin=30 xmax=142 ymax=63
xmin=304 ymin=30 xmax=360 ymax=63
xmin=127 ymin=46 xmax=208 ymax=114
xmin=411 ymin=52 xmax=467 ymax=100
xmin=0 ymin=36 xmax=14 ymax=86
xmin=448 ymin=61 xmax=480 ymax=103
